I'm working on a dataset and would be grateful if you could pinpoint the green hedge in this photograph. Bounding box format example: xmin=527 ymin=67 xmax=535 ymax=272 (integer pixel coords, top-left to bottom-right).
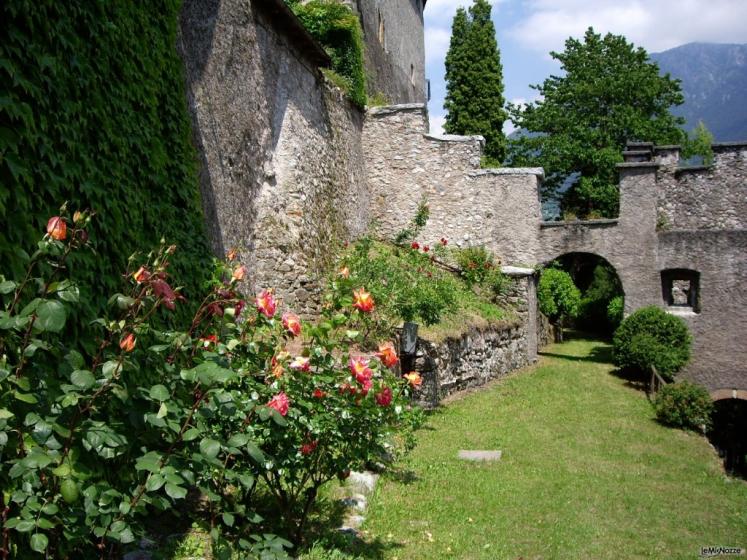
xmin=654 ymin=381 xmax=713 ymax=431
xmin=0 ymin=1 xmax=211 ymax=324
xmin=612 ymin=306 xmax=691 ymax=380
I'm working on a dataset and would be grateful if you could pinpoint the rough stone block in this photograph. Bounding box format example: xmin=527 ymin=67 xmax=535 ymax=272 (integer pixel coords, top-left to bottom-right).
xmin=458 ymin=450 xmax=503 ymax=461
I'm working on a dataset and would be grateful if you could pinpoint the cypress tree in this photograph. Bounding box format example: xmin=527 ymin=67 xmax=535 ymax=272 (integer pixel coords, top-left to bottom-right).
xmin=443 ymin=0 xmax=507 ymax=162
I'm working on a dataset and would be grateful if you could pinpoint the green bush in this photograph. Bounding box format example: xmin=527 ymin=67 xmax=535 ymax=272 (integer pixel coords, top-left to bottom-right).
xmin=612 ymin=306 xmax=691 ymax=380
xmin=292 ymin=1 xmax=367 ymax=108
xmin=538 ymin=268 xmax=581 ymax=324
xmin=0 ymin=212 xmax=420 ymax=556
xmin=654 ymin=381 xmax=713 ymax=431
xmin=0 ymin=1 xmax=211 ymax=326
xmin=607 ymin=295 xmax=624 ymax=329
xmin=340 ymin=237 xmax=457 ymax=329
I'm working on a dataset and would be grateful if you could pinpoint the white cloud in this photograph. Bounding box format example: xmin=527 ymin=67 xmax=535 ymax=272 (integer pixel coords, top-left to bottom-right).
xmin=508 ymin=0 xmax=747 ymax=55
xmin=425 ymin=27 xmax=451 ymax=64
xmin=429 ymin=114 xmax=447 ymax=135
xmin=425 ymin=0 xmax=503 ymax=22
xmin=424 ymin=1 xmax=506 ymax=68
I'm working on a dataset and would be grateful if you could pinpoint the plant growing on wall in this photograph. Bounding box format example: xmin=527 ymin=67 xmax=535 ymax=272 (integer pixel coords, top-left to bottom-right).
xmin=0 ymin=1 xmax=212 ymax=326
xmin=291 ymin=0 xmax=367 ymax=108
xmin=444 ymin=0 xmax=507 ymax=161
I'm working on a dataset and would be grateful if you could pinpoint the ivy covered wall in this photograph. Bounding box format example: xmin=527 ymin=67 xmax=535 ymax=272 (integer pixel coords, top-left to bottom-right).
xmin=0 ymin=1 xmax=211 ymax=320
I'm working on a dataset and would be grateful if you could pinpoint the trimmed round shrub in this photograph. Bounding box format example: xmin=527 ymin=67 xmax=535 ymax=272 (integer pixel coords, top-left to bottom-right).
xmin=612 ymin=306 xmax=691 ymax=380
xmin=607 ymin=295 xmax=624 ymax=330
xmin=654 ymin=381 xmax=713 ymax=431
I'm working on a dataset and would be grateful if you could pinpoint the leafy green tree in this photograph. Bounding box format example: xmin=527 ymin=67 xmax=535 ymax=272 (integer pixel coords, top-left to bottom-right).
xmin=682 ymin=120 xmax=714 ymax=165
xmin=509 ymin=28 xmax=686 ymax=218
xmin=444 ymin=0 xmax=507 ymax=161
xmin=538 ymin=268 xmax=581 ymax=341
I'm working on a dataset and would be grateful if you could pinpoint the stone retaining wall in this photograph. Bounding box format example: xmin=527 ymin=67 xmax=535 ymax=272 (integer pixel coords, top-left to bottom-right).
xmin=411 ymin=268 xmax=541 ymax=408
xmin=413 ymin=322 xmax=530 ymax=408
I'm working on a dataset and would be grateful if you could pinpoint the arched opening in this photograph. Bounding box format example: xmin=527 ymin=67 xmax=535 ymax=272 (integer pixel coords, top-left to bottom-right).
xmin=709 ymin=394 xmax=747 ymax=479
xmin=541 ymin=252 xmax=624 ymax=338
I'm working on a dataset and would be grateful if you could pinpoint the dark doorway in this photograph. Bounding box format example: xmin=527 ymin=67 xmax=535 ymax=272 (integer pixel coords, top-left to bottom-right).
xmin=709 ymin=398 xmax=747 ymax=479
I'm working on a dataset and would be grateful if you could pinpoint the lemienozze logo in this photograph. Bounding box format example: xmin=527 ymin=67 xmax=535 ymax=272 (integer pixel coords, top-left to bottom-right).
xmin=700 ymin=546 xmax=745 ymax=557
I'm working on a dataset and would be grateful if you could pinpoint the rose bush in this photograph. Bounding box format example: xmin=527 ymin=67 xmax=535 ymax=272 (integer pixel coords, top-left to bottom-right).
xmin=0 ymin=208 xmax=420 ymax=558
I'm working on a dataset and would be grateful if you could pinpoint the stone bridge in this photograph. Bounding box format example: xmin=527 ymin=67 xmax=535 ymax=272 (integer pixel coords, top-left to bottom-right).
xmin=365 ymin=105 xmax=747 ymax=400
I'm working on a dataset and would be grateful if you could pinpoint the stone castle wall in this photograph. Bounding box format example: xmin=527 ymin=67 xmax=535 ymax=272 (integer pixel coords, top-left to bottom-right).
xmin=657 ymin=230 xmax=747 ymax=391
xmin=179 ymin=0 xmax=369 ymax=316
xmin=656 ymin=143 xmax=747 ymax=231
xmin=363 ymin=104 xmax=543 ymax=265
xmin=177 ymin=0 xmax=746 ymax=398
xmin=348 ymin=0 xmax=427 ymax=103
xmin=413 ymin=270 xmax=539 ymax=408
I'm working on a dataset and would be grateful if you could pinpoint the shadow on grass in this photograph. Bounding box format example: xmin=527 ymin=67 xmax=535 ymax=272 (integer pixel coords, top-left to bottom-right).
xmin=538 ymin=344 xmax=614 ymax=365
xmin=563 ymin=329 xmax=612 ymax=343
xmin=382 ymin=466 xmax=419 ymax=485
xmin=300 ymin=496 xmax=404 ymax=559
xmin=608 ymin=366 xmax=649 ymax=393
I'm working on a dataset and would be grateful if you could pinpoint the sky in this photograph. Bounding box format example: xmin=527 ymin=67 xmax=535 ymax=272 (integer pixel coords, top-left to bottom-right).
xmin=424 ymin=0 xmax=747 ymax=135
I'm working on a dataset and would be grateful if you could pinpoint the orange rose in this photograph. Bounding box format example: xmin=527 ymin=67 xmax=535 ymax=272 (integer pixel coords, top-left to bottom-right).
xmin=227 ymin=248 xmax=238 ymax=261
xmin=404 ymin=371 xmax=422 ymax=388
xmin=375 ymin=341 xmax=399 ymax=369
xmin=232 ymin=265 xmax=247 ymax=281
xmin=255 ymin=289 xmax=276 ymax=318
xmin=46 ymin=217 xmax=67 ymax=241
xmin=352 ymin=288 xmax=374 ymax=313
xmin=119 ymin=333 xmax=136 ymax=353
xmin=133 ymin=266 xmax=150 ymax=284
xmin=282 ymin=312 xmax=302 ymax=337
xmin=348 ymin=356 xmax=372 ymax=381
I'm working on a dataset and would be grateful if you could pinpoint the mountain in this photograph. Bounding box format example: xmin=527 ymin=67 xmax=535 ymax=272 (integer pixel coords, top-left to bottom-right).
xmin=650 ymin=43 xmax=747 ymax=142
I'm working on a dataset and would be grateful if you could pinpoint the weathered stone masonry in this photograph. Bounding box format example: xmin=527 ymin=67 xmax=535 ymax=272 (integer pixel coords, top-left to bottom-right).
xmin=363 ymin=104 xmax=544 ymax=265
xmin=363 ymin=103 xmax=746 ymax=399
xmin=178 ymin=0 xmax=746 ymax=403
xmin=414 ymin=268 xmax=540 ymax=408
xmin=179 ymin=0 xmax=369 ymax=316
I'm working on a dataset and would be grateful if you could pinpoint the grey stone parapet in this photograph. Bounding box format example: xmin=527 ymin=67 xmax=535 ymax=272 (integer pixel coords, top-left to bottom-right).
xmin=256 ymin=0 xmax=331 ymax=68
xmin=540 ymin=218 xmax=619 ymax=228
xmin=675 ymin=165 xmax=712 ymax=175
xmin=712 ymin=141 xmax=747 ymax=152
xmin=424 ymin=133 xmax=484 ymax=144
xmin=616 ymin=161 xmax=660 ymax=169
xmin=366 ymin=103 xmax=426 ymax=117
xmin=622 ymin=150 xmax=652 ymax=162
xmin=469 ymin=167 xmax=545 ymax=180
xmin=501 ymin=265 xmax=535 ymax=277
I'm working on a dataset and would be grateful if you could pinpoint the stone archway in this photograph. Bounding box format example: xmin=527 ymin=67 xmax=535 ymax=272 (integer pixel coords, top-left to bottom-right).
xmin=542 ymin=251 xmax=625 ymax=336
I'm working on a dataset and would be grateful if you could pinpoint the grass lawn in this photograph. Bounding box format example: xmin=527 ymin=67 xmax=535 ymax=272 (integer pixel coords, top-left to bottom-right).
xmin=350 ymin=335 xmax=747 ymax=559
